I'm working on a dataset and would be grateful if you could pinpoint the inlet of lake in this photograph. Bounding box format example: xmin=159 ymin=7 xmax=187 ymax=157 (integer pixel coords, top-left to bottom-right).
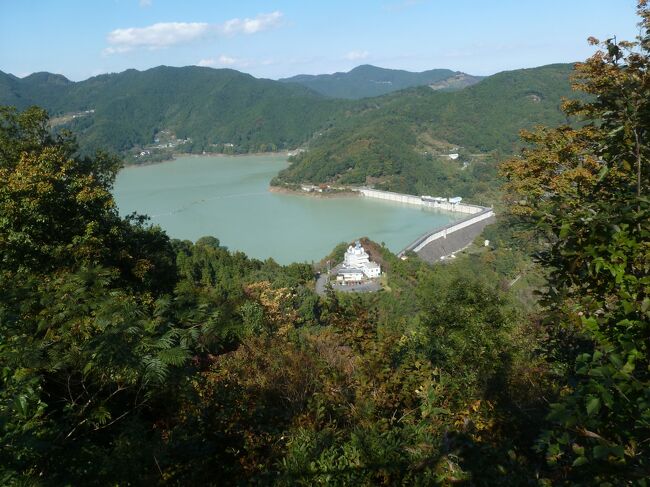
xmin=113 ymin=154 xmax=461 ymax=264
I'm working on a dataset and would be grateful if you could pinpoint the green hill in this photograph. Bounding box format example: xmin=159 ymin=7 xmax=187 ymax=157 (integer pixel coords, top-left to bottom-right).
xmin=0 ymin=66 xmax=346 ymax=154
xmin=0 ymin=63 xmax=574 ymax=201
xmin=274 ymin=63 xmax=576 ymax=201
xmin=279 ymin=64 xmax=483 ymax=99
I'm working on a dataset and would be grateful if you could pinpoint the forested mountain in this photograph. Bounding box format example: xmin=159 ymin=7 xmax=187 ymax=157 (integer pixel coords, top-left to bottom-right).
xmin=0 ymin=66 xmax=346 ymax=153
xmin=279 ymin=64 xmax=483 ymax=99
xmin=2 ymin=3 xmax=649 ymax=484
xmin=274 ymin=63 xmax=575 ymax=200
xmin=1 ymin=63 xmax=561 ymax=166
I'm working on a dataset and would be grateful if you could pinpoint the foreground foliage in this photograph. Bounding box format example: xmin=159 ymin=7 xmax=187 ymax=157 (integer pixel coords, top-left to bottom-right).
xmin=1 ymin=6 xmax=648 ymax=484
xmin=0 ymin=106 xmax=547 ymax=485
xmin=501 ymin=4 xmax=650 ymax=483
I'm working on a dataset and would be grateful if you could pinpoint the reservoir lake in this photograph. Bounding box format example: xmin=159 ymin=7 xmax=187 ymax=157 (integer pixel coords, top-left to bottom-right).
xmin=114 ymin=155 xmax=461 ymax=264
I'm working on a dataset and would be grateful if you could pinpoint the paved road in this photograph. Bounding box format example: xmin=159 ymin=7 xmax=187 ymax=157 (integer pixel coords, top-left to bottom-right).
xmin=332 ymin=280 xmax=382 ymax=293
xmin=315 ymin=272 xmax=329 ymax=295
xmin=315 ymin=270 xmax=382 ymax=295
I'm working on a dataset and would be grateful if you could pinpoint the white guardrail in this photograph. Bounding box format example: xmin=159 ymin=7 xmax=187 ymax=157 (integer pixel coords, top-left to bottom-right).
xmin=357 ymin=188 xmax=485 ymax=214
xmin=354 ymin=188 xmax=494 ymax=256
xmin=399 ymin=208 xmax=494 ymax=255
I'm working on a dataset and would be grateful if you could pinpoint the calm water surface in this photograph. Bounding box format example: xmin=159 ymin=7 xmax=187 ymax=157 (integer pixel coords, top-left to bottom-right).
xmin=113 ymin=155 xmax=460 ymax=264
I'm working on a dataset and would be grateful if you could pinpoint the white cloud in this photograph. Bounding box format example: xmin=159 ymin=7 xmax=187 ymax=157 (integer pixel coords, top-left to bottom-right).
xmin=197 ymin=58 xmax=216 ymax=67
xmin=220 ymin=11 xmax=283 ymax=36
xmin=197 ymin=55 xmax=242 ymax=67
xmin=104 ymin=12 xmax=283 ymax=54
xmin=105 ymin=22 xmax=210 ymax=53
xmin=344 ymin=50 xmax=370 ymax=61
xmin=139 ymin=0 xmax=152 ymax=7
xmin=218 ymin=55 xmax=237 ymax=65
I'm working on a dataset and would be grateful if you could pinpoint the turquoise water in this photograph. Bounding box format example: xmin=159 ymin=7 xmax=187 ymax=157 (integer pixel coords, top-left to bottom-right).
xmin=113 ymin=155 xmax=460 ymax=264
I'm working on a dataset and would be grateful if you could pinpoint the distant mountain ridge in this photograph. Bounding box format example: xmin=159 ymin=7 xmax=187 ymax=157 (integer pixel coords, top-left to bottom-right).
xmin=0 ymin=63 xmax=575 ymax=200
xmin=0 ymin=66 xmax=345 ymax=153
xmin=279 ymin=64 xmax=483 ymax=99
xmin=274 ymin=63 xmax=577 ymax=200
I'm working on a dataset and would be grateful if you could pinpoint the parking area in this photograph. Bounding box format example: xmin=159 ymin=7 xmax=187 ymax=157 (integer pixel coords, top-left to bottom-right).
xmin=315 ymin=271 xmax=382 ymax=295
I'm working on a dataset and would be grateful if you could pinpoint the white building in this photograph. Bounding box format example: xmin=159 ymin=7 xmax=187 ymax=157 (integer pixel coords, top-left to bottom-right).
xmin=336 ymin=267 xmax=365 ymax=284
xmin=337 ymin=241 xmax=381 ymax=283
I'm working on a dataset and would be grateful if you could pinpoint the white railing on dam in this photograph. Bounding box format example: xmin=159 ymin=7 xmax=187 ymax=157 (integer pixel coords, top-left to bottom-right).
xmin=400 ymin=208 xmax=495 ymax=255
xmin=354 ymin=187 xmax=495 ymax=257
xmin=357 ymin=188 xmax=485 ymax=215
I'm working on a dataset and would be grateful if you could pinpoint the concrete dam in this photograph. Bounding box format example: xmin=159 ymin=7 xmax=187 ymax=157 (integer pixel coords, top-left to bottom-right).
xmin=356 ymin=188 xmax=495 ymax=263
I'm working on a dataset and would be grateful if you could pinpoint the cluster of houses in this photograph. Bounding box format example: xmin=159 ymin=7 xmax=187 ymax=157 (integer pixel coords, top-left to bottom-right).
xmin=300 ymin=184 xmax=330 ymax=193
xmin=335 ymin=241 xmax=381 ymax=285
xmin=421 ymin=195 xmax=463 ymax=205
xmin=71 ymin=109 xmax=95 ymax=119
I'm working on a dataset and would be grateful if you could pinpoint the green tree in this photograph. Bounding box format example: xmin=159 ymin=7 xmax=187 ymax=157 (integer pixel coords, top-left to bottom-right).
xmin=0 ymin=107 xmax=186 ymax=484
xmin=0 ymin=106 xmax=176 ymax=292
xmin=501 ymin=4 xmax=650 ymax=482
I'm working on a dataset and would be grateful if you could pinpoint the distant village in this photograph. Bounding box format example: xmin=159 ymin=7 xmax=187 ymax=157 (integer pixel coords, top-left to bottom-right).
xmin=133 ymin=129 xmax=192 ymax=160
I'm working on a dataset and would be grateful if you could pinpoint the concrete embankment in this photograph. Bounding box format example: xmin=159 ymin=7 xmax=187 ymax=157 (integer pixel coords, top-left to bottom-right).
xmin=356 ymin=187 xmax=495 ymax=263
xmin=412 ymin=213 xmax=496 ymax=262
xmin=357 ymin=188 xmax=485 ymax=214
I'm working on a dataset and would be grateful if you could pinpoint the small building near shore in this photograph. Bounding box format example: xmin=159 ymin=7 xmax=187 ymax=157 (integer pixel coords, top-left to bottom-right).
xmin=335 ymin=241 xmax=381 ymax=284
xmin=336 ymin=267 xmax=365 ymax=285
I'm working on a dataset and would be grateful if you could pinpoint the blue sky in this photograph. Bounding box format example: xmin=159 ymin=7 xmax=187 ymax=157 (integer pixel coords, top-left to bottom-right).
xmin=0 ymin=0 xmax=642 ymax=81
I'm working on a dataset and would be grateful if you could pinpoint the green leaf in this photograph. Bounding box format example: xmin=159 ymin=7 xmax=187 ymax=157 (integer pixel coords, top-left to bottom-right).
xmin=641 ymin=298 xmax=650 ymax=313
xmin=586 ymin=396 xmax=601 ymax=416
xmin=597 ymin=164 xmax=609 ymax=182
xmin=83 ymin=361 xmax=94 ymax=376
xmin=572 ymin=443 xmax=585 ymax=456
xmin=559 ymin=223 xmax=571 ymax=239
xmin=593 ymin=445 xmax=609 ymax=459
xmin=428 ymin=407 xmax=451 ymax=416
xmin=572 ymin=456 xmax=588 ymax=467
xmin=15 ymin=395 xmax=28 ymax=416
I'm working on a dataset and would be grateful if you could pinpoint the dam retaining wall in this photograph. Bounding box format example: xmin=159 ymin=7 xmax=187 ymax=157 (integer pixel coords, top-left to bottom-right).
xmin=355 ymin=187 xmax=495 ymax=262
xmin=402 ymin=208 xmax=495 ymax=255
xmin=406 ymin=212 xmax=496 ymax=262
xmin=357 ymin=188 xmax=485 ymax=215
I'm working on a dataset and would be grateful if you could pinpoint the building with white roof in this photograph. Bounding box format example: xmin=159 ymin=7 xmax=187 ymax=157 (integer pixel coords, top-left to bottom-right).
xmin=336 ymin=241 xmax=381 ymax=284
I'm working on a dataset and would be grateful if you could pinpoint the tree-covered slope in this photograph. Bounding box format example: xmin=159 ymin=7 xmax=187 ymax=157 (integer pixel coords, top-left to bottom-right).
xmin=0 ymin=66 xmax=347 ymax=153
xmin=0 ymin=63 xmax=572 ymax=187
xmin=280 ymin=64 xmax=482 ymax=99
xmin=274 ymin=63 xmax=575 ymax=199
xmin=2 ymin=5 xmax=648 ymax=480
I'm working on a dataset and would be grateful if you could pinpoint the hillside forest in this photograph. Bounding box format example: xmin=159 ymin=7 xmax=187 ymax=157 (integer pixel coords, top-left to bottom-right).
xmin=0 ymin=62 xmax=575 ymax=204
xmin=1 ymin=3 xmax=649 ymax=486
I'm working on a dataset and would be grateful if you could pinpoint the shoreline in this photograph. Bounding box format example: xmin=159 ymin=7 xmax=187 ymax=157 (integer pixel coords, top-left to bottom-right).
xmin=123 ymin=150 xmax=292 ymax=168
xmin=268 ymin=185 xmax=360 ymax=199
xmin=177 ymin=150 xmax=291 ymax=159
